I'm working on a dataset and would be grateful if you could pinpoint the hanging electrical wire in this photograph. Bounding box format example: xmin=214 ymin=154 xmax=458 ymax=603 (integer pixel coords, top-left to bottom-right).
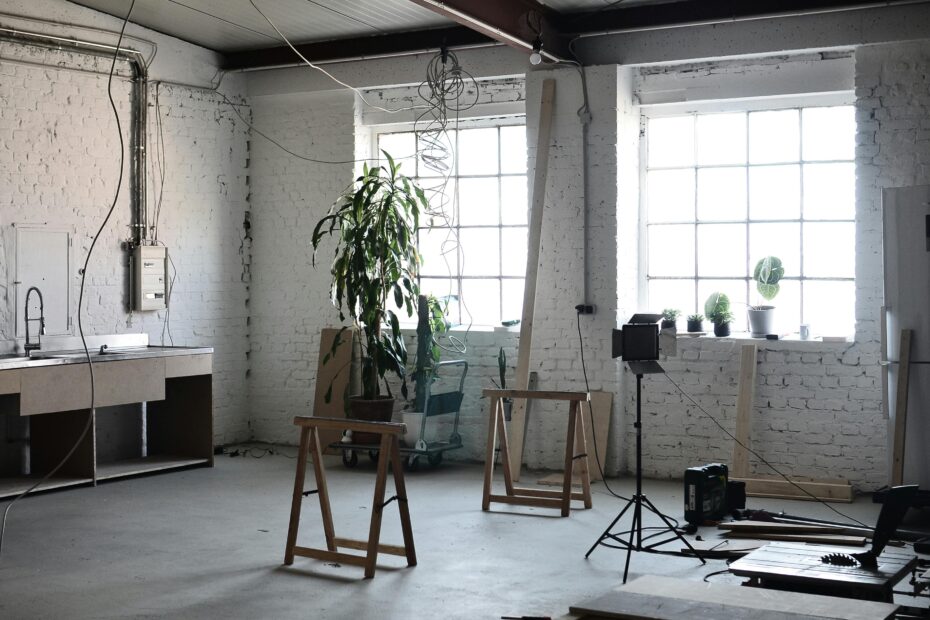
xmin=248 ymin=0 xmax=425 ymax=116
xmin=410 ymin=49 xmax=481 ymax=354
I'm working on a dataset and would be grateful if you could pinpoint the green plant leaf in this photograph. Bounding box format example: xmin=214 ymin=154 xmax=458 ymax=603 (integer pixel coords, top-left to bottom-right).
xmin=757 ymin=282 xmax=780 ymax=301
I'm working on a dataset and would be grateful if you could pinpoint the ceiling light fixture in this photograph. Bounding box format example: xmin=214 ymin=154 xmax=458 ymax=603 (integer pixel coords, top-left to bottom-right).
xmin=529 ymin=37 xmax=543 ymax=65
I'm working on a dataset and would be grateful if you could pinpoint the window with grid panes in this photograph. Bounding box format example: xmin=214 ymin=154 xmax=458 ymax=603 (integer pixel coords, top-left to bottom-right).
xmin=644 ymin=105 xmax=856 ymax=336
xmin=377 ymin=123 xmax=528 ymax=327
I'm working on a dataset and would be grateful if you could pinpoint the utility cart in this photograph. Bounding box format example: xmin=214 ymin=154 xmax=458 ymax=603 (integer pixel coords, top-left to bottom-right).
xmin=334 ymin=360 xmax=468 ymax=471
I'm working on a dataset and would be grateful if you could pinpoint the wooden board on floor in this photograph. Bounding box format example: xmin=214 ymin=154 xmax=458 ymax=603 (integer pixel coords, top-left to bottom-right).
xmin=725 ymin=532 xmax=866 ymax=546
xmin=313 ymin=328 xmax=354 ymax=454
xmin=569 ymin=574 xmax=898 ymax=620
xmin=732 ymin=476 xmax=854 ymax=502
xmin=719 ymin=520 xmax=844 ymax=534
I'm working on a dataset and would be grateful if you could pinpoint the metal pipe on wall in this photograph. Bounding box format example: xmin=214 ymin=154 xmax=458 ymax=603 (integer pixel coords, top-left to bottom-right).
xmin=0 ymin=24 xmax=148 ymax=246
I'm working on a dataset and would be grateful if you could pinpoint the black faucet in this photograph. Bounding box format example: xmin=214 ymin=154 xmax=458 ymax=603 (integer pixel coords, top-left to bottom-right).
xmin=24 ymin=286 xmax=46 ymax=357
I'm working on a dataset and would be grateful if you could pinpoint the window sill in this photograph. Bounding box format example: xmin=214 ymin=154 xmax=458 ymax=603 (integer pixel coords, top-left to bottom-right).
xmin=677 ymin=331 xmax=853 ymax=348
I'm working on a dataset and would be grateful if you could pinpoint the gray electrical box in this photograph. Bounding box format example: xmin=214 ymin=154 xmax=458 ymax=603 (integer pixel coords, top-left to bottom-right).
xmin=133 ymin=245 xmax=167 ymax=311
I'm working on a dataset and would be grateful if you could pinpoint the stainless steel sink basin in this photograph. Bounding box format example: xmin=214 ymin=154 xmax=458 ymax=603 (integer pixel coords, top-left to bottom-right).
xmin=0 ymin=355 xmax=33 ymax=363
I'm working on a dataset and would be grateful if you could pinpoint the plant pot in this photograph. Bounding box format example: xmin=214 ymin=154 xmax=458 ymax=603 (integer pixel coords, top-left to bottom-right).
xmin=686 ymin=320 xmax=703 ymax=333
xmin=661 ymin=319 xmax=676 ymax=330
xmin=347 ymin=396 xmax=394 ymax=444
xmin=713 ymin=322 xmax=731 ymax=337
xmin=747 ymin=306 xmax=775 ymax=337
xmin=402 ymin=411 xmax=425 ymax=448
xmin=502 ymin=397 xmax=513 ymax=422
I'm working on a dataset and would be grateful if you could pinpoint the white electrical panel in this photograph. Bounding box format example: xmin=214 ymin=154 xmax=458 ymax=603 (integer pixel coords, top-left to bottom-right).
xmin=133 ymin=245 xmax=167 ymax=311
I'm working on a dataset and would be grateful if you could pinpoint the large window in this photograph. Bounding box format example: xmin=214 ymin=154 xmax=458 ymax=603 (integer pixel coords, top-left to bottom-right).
xmin=643 ymin=104 xmax=856 ymax=336
xmin=377 ymin=122 xmax=528 ymax=327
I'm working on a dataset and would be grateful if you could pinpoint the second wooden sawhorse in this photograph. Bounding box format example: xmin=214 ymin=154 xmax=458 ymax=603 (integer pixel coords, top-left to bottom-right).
xmin=482 ymin=389 xmax=593 ymax=517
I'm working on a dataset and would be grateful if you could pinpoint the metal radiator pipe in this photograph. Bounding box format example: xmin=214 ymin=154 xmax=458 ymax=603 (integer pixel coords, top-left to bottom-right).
xmin=0 ymin=24 xmax=148 ymax=246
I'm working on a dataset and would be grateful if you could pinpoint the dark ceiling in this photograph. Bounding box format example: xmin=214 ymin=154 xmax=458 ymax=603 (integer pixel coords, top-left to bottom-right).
xmin=68 ymin=0 xmax=908 ymax=70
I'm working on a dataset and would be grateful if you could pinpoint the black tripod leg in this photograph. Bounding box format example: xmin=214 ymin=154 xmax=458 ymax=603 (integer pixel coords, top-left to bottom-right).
xmin=585 ymin=497 xmax=634 ymax=557
xmin=622 ymin=498 xmax=640 ymax=583
xmin=639 ymin=495 xmax=707 ymax=565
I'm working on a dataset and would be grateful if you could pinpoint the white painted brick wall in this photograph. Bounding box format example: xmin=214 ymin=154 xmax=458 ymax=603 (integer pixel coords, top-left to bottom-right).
xmin=0 ymin=36 xmax=251 ymax=444
xmin=247 ymin=90 xmax=358 ymax=444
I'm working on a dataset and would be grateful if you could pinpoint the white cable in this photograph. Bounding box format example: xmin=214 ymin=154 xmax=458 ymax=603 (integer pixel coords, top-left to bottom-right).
xmin=248 ymin=0 xmax=426 ymax=115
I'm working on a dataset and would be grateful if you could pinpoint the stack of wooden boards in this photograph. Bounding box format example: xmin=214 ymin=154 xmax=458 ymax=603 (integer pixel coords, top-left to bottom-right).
xmin=566 ymin=575 xmax=898 ymax=620
xmin=681 ymin=520 xmax=870 ymax=558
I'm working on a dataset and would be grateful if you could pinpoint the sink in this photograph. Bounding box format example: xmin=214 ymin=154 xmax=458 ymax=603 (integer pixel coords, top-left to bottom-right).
xmin=0 ymin=355 xmax=34 ymax=363
xmin=31 ymin=347 xmax=151 ymax=360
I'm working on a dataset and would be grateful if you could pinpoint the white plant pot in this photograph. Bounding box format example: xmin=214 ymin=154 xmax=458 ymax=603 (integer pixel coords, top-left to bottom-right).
xmin=402 ymin=412 xmax=425 ymax=447
xmin=747 ymin=306 xmax=776 ymax=337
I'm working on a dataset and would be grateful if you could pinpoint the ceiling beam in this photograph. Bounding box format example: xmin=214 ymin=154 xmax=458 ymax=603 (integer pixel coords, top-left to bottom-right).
xmin=407 ymin=0 xmax=570 ymax=62
xmin=566 ymin=0 xmax=914 ymax=34
xmin=222 ymin=25 xmax=493 ymax=71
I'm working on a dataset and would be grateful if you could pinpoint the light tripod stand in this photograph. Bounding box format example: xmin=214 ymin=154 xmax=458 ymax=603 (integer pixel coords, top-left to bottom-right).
xmin=585 ymin=360 xmax=706 ymax=583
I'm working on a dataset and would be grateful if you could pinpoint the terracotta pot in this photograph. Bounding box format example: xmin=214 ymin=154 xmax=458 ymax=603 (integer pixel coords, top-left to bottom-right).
xmin=347 ymin=396 xmax=394 ymax=444
xmin=713 ymin=322 xmax=731 ymax=337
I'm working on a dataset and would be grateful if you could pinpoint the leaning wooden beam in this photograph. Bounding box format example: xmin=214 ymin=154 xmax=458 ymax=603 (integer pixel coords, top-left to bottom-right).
xmin=891 ymin=328 xmax=913 ymax=486
xmin=731 ymin=344 xmax=757 ymax=478
xmin=508 ymin=79 xmax=555 ymax=482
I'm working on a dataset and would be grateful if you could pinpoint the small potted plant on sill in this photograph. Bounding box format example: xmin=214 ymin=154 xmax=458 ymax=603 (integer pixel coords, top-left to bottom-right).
xmin=311 ymin=151 xmax=429 ymax=442
xmin=661 ymin=308 xmax=680 ymax=330
xmin=748 ymin=255 xmax=784 ymax=337
xmin=686 ymin=313 xmax=704 ymax=333
xmin=705 ymin=292 xmax=734 ymax=337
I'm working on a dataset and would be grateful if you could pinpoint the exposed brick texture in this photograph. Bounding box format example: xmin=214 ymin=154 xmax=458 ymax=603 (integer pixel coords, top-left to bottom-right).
xmin=0 ymin=24 xmax=251 ymax=444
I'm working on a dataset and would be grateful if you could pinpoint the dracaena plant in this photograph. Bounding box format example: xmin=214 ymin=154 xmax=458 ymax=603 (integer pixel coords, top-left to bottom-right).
xmin=311 ymin=152 xmax=428 ymax=401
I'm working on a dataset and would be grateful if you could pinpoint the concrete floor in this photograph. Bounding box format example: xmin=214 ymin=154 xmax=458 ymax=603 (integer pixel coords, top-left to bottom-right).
xmin=0 ymin=452 xmax=896 ymax=619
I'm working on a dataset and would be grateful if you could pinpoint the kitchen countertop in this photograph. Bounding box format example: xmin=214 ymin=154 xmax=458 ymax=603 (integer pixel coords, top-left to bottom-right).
xmin=0 ymin=345 xmax=213 ymax=371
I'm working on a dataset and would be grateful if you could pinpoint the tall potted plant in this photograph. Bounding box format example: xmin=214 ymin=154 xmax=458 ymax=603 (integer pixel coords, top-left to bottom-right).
xmin=312 ymin=152 xmax=428 ymax=436
xmin=748 ymin=256 xmax=784 ymax=337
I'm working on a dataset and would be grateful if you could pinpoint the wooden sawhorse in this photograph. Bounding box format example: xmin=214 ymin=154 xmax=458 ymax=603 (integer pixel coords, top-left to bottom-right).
xmin=481 ymin=389 xmax=592 ymax=517
xmin=284 ymin=416 xmax=416 ymax=579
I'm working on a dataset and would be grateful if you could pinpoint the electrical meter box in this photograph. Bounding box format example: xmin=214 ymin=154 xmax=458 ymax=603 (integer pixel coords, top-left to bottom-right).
xmin=133 ymin=245 xmax=167 ymax=311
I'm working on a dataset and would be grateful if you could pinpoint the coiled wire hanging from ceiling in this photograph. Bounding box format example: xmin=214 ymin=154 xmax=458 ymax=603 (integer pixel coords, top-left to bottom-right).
xmin=413 ymin=49 xmax=479 ymax=352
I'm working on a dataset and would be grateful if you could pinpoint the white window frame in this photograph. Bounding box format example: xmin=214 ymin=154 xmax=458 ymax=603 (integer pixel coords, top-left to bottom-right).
xmin=639 ymin=93 xmax=856 ymax=334
xmin=372 ymin=115 xmax=528 ymax=328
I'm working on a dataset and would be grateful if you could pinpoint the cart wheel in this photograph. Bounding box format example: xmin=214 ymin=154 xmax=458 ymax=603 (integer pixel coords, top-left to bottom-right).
xmin=342 ymin=450 xmax=358 ymax=468
xmin=368 ymin=450 xmax=379 ymax=463
xmin=405 ymin=455 xmax=420 ymax=471
xmin=427 ymin=451 xmax=443 ymax=467
xmin=450 ymin=432 xmax=462 ymax=445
